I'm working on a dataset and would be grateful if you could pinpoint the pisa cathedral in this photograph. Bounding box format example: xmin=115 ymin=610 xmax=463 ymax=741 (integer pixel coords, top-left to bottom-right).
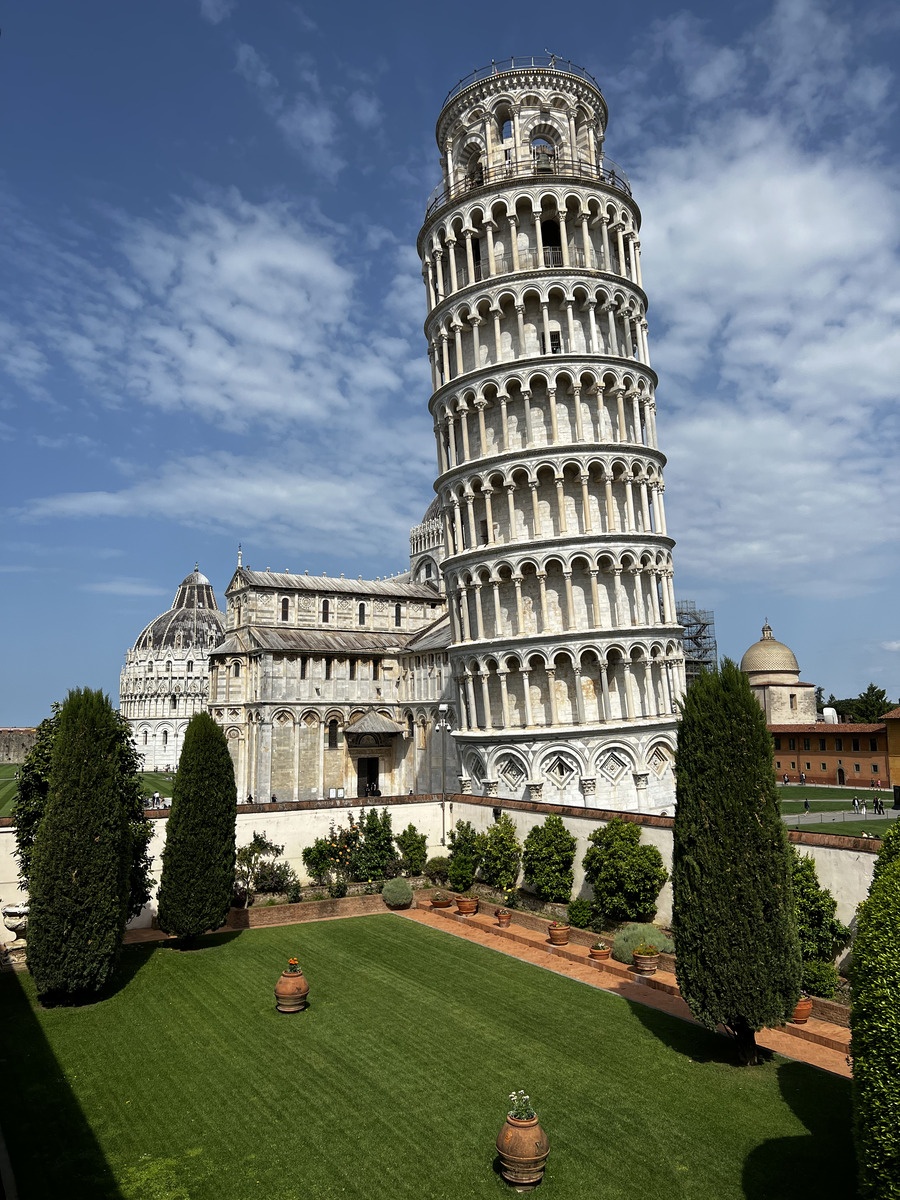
xmin=120 ymin=57 xmax=686 ymax=812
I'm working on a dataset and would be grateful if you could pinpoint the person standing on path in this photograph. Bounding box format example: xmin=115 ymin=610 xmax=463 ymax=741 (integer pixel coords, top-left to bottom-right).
xmin=804 ymin=798 xmax=810 ymax=814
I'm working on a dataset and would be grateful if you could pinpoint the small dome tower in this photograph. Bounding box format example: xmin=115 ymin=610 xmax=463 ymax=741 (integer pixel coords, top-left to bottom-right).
xmin=741 ymin=622 xmax=815 ymax=723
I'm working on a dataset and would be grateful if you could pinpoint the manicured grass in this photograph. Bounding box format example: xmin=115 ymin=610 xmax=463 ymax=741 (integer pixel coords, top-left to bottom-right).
xmin=777 ymin=784 xmax=889 ymax=802
xmin=786 ymin=817 xmax=895 ymax=839
xmin=138 ymin=770 xmax=175 ymax=800
xmin=0 ymin=916 xmax=854 ymax=1199
xmin=0 ymin=763 xmax=19 ymax=817
xmin=780 ymin=799 xmax=863 ymax=813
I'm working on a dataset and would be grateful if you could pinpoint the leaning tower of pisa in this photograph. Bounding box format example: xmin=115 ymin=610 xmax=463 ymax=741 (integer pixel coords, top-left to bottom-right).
xmin=418 ymin=57 xmax=685 ymax=812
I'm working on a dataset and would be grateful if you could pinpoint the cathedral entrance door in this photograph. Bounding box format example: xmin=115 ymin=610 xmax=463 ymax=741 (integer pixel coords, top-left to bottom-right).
xmin=357 ymin=757 xmax=380 ymax=797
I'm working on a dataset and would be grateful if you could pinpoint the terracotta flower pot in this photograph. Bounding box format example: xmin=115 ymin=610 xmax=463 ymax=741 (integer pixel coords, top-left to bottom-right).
xmin=792 ymin=996 xmax=813 ymax=1024
xmin=548 ymin=924 xmax=570 ymax=946
xmin=589 ymin=947 xmax=611 ymax=961
xmin=274 ymin=968 xmax=309 ymax=1014
xmin=496 ymin=1114 xmax=550 ymax=1191
xmin=632 ymin=951 xmax=660 ymax=976
xmin=497 ymin=912 xmax=512 ymax=928
xmin=456 ymin=897 xmax=478 ymax=915
xmin=430 ymin=897 xmax=452 ymax=909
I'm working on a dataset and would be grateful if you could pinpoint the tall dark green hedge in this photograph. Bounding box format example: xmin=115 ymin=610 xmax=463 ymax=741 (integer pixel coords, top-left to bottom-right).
xmin=672 ymin=659 xmax=801 ymax=1065
xmin=27 ymin=689 xmax=134 ymax=1001
xmin=157 ymin=712 xmax=237 ymax=941
xmin=851 ymin=857 xmax=900 ymax=1197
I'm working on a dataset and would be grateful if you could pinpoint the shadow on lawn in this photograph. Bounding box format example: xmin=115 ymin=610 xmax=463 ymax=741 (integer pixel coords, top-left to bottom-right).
xmin=0 ymin=970 xmax=124 ymax=1199
xmin=626 ymin=992 xmax=753 ymax=1067
xmin=742 ymin=1060 xmax=856 ymax=1199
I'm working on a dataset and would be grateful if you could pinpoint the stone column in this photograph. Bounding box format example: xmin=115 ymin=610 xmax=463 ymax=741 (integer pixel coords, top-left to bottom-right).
xmin=530 ymin=482 xmax=541 ymax=538
xmin=580 ymin=473 xmax=593 ymax=532
xmin=555 ymin=474 xmax=568 ymax=533
xmin=573 ymin=666 xmax=586 ymax=724
xmin=537 ymin=572 xmax=549 ymax=631
xmin=513 ymin=575 xmax=525 ymax=633
xmin=589 ymin=569 xmax=601 ymax=628
xmin=506 ymin=484 xmax=518 ymax=540
xmin=546 ymin=668 xmax=559 ymax=726
xmin=483 ymin=486 xmax=495 ymax=541
xmin=563 ymin=570 xmax=575 ymax=631
xmin=498 ymin=670 xmax=510 ymax=728
xmin=480 ymin=670 xmax=492 ymax=728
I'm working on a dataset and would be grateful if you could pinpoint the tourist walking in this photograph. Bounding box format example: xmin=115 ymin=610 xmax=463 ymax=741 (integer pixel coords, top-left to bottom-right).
xmin=853 ymin=796 xmax=859 ymax=813
xmin=804 ymin=798 xmax=810 ymax=814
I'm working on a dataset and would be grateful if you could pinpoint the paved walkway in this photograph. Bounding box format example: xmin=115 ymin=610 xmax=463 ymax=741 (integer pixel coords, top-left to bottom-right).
xmin=402 ymin=907 xmax=852 ymax=1079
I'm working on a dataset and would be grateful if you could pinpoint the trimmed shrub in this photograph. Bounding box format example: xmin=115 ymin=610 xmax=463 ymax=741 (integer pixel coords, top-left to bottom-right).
xmin=802 ymin=959 xmax=839 ymax=999
xmin=851 ymin=858 xmax=900 ymax=1197
xmin=448 ymin=853 xmax=476 ymax=893
xmin=253 ymin=860 xmax=297 ymax=895
xmin=872 ymin=819 xmax=900 ymax=888
xmin=673 ymin=659 xmax=802 ymax=1066
xmin=234 ymin=831 xmax=286 ymax=906
xmin=357 ymin=808 xmax=394 ymax=880
xmin=425 ymin=856 xmax=450 ymax=884
xmin=567 ymin=898 xmax=593 ymax=928
xmin=522 ymin=813 xmax=576 ymax=903
xmin=612 ymin=923 xmax=675 ymax=964
xmin=447 ymin=820 xmax=484 ymax=871
xmin=479 ymin=813 xmax=522 ymax=890
xmin=27 ymin=689 xmax=134 ymax=1001
xmin=395 ymin=823 xmax=428 ymax=875
xmin=302 ymin=838 xmax=332 ymax=885
xmin=157 ymin=712 xmax=238 ymax=941
xmin=381 ymin=876 xmax=413 ymax=909
xmin=582 ymin=817 xmax=668 ymax=923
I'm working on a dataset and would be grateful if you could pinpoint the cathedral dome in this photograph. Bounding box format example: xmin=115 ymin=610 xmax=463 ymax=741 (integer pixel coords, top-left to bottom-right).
xmin=740 ymin=622 xmax=799 ymax=676
xmin=133 ymin=566 xmax=225 ymax=653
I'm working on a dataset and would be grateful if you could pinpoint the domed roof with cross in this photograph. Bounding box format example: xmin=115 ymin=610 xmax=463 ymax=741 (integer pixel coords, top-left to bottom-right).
xmin=740 ymin=622 xmax=800 ymax=677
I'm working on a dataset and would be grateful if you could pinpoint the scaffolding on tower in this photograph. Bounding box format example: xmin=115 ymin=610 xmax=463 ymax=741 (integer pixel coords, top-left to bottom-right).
xmin=676 ymin=601 xmax=717 ymax=687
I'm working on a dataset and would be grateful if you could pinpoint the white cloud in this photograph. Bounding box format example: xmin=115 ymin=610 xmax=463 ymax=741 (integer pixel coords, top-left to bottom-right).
xmin=198 ymin=0 xmax=236 ymax=25
xmin=82 ymin=578 xmax=170 ymax=597
xmin=347 ymin=91 xmax=383 ymax=130
xmin=882 ymin=641 xmax=900 ymax=652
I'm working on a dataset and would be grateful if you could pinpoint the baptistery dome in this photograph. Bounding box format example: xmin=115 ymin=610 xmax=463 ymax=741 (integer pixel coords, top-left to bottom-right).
xmin=740 ymin=622 xmax=800 ymax=680
xmin=120 ymin=566 xmax=225 ymax=773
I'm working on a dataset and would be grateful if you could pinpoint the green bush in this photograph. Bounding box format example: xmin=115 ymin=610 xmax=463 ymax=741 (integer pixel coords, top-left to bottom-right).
xmin=357 ymin=808 xmax=394 ymax=880
xmin=872 ymin=819 xmax=900 ymax=888
xmin=447 ymin=820 xmax=484 ymax=871
xmin=582 ymin=817 xmax=668 ymax=923
xmin=792 ymin=849 xmax=851 ymax=963
xmin=301 ymin=838 xmax=332 ymax=885
xmin=425 ymin=856 xmax=450 ymax=884
xmin=329 ymin=880 xmax=348 ymax=899
xmin=522 ymin=813 xmax=576 ymax=902
xmin=447 ymin=853 xmax=476 ymax=893
xmin=567 ymin=898 xmax=593 ymax=928
xmin=802 ymin=959 xmax=839 ymax=999
xmin=479 ymin=813 xmax=522 ymax=890
xmin=381 ymin=876 xmax=413 ymax=909
xmin=611 ymin=923 xmax=675 ymax=965
xmin=234 ymin=831 xmax=287 ymax=906
xmin=395 ymin=823 xmax=428 ymax=875
xmin=851 ymin=858 xmax=900 ymax=1197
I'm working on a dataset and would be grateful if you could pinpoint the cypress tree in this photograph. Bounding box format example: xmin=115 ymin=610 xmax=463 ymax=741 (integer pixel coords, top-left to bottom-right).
xmin=672 ymin=658 xmax=801 ymax=1065
xmin=156 ymin=712 xmax=237 ymax=941
xmin=27 ymin=689 xmax=133 ymax=1002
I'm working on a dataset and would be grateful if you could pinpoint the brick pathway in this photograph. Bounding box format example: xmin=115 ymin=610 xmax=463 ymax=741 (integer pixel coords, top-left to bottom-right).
xmin=402 ymin=906 xmax=852 ymax=1079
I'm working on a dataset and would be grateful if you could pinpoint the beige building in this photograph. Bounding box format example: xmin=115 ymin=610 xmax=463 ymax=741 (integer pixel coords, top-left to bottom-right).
xmin=740 ymin=622 xmax=817 ymax=723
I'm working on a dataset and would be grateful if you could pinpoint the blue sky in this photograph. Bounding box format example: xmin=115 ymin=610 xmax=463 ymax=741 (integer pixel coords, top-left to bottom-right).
xmin=3 ymin=0 xmax=900 ymax=726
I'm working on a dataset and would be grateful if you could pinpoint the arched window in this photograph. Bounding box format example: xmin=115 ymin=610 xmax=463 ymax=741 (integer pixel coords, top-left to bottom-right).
xmin=142 ymin=731 xmax=148 ymax=745
xmin=322 ymin=599 xmax=330 ymax=623
xmin=162 ymin=731 xmax=168 ymax=747
xmin=170 ymin=697 xmax=177 ymax=710
xmin=281 ymin=598 xmax=290 ymax=622
xmin=358 ymin=602 xmax=366 ymax=625
xmin=532 ymin=137 xmax=556 ymax=173
xmin=394 ymin=603 xmax=402 ymax=627
xmin=324 ymin=657 xmax=332 ymax=680
xmin=147 ymin=662 xmax=153 ymax=673
xmin=233 ymin=662 xmax=241 ymax=678
xmin=328 ymin=719 xmax=338 ymax=749
xmin=372 ymin=659 xmax=380 ymax=682
xmin=349 ymin=659 xmax=356 ymax=681
xmin=300 ymin=657 xmax=307 ymax=680
xmin=165 ymin=661 xmax=172 ymax=673
xmin=186 ymin=661 xmax=193 ymax=673
xmin=500 ymin=117 xmax=512 ymax=140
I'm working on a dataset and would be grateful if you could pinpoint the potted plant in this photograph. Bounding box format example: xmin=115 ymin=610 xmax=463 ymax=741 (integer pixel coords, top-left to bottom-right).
xmin=791 ymin=992 xmax=813 ymax=1024
xmin=455 ymin=892 xmax=478 ymax=915
xmin=274 ymin=957 xmax=309 ymax=1014
xmin=495 ymin=907 xmax=512 ymax=928
xmin=548 ymin=920 xmax=570 ymax=946
xmin=496 ymin=1090 xmax=550 ymax=1190
xmin=430 ymin=889 xmax=452 ymax=909
xmin=589 ymin=939 xmax=611 ymax=961
xmin=631 ymin=941 xmax=660 ymax=976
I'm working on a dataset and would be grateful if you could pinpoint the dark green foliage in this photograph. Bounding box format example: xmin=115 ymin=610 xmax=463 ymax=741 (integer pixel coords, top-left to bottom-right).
xmin=522 ymin=813 xmax=576 ymax=903
xmin=156 ymin=713 xmax=237 ymax=940
xmin=827 ymin=684 xmax=895 ymax=724
xmin=478 ymin=813 xmax=522 ymax=890
xmin=27 ymin=689 xmax=134 ymax=1001
xmin=302 ymin=838 xmax=332 ymax=885
xmin=611 ymin=923 xmax=675 ymax=964
xmin=252 ymin=860 xmax=297 ymax=895
xmin=447 ymin=853 xmax=475 ymax=893
xmin=381 ymin=876 xmax=413 ymax=908
xmin=234 ymin=831 xmax=287 ymax=906
xmin=424 ymin=856 xmax=450 ymax=884
xmin=447 ymin=820 xmax=484 ymax=871
xmin=872 ymin=820 xmax=900 ymax=888
xmin=357 ymin=808 xmax=394 ymax=879
xmin=851 ymin=858 xmax=900 ymax=1197
xmin=394 ymin=823 xmax=428 ymax=875
xmin=15 ymin=702 xmax=152 ymax=921
xmin=329 ymin=880 xmax=348 ymax=899
xmin=673 ymin=659 xmax=802 ymax=1065
xmin=582 ymin=816 xmax=668 ymax=923
xmin=801 ymin=959 xmax=839 ymax=999
xmin=567 ymin=897 xmax=592 ymax=928
xmin=792 ymin=849 xmax=851 ymax=964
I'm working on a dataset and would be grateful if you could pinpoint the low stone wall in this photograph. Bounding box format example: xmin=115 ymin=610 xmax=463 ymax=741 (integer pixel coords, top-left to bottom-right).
xmin=224 ymin=892 xmax=400 ymax=928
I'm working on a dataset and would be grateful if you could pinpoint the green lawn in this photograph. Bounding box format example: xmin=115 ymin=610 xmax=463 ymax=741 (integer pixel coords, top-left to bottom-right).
xmin=0 ymin=763 xmax=19 ymax=817
xmin=777 ymin=784 xmax=891 ymax=803
xmin=786 ymin=817 xmax=895 ymax=839
xmin=0 ymin=916 xmax=854 ymax=1199
xmin=138 ymin=770 xmax=175 ymax=800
